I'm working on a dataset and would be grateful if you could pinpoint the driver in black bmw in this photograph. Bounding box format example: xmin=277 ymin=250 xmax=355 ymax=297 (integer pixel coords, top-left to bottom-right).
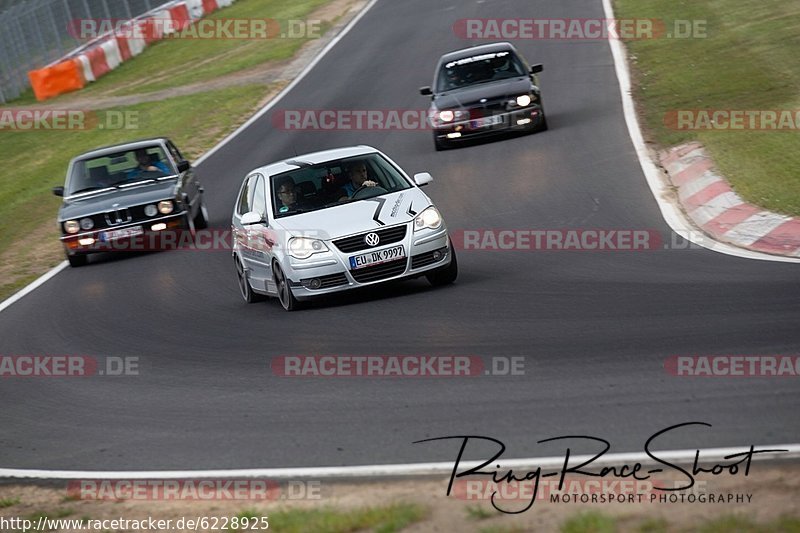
xmin=129 ymin=148 xmax=170 ymax=177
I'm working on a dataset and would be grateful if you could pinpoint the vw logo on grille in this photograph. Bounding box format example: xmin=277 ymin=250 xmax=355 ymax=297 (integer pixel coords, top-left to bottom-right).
xmin=364 ymin=232 xmax=380 ymax=247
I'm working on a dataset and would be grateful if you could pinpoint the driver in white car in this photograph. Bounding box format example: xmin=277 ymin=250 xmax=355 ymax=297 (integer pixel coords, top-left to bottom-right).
xmin=339 ymin=160 xmax=377 ymax=201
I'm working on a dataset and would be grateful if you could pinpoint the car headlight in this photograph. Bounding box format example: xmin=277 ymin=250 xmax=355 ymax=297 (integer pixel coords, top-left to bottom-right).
xmin=516 ymin=94 xmax=532 ymax=107
xmin=144 ymin=204 xmax=158 ymax=217
xmin=414 ymin=206 xmax=442 ymax=232
xmin=64 ymin=220 xmax=80 ymax=234
xmin=79 ymin=217 xmax=94 ymax=230
xmin=288 ymin=237 xmax=328 ymax=259
xmin=438 ymin=110 xmax=455 ymax=122
xmin=158 ymin=200 xmax=173 ymax=214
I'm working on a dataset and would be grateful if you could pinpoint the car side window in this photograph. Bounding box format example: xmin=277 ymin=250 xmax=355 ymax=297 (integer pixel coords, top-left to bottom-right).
xmin=166 ymin=141 xmax=183 ymax=163
xmin=237 ymin=176 xmax=255 ymax=215
xmin=251 ymin=176 xmax=267 ymax=218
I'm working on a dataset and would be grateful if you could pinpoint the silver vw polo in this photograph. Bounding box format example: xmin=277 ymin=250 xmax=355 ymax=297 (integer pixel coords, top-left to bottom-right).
xmin=231 ymin=146 xmax=457 ymax=311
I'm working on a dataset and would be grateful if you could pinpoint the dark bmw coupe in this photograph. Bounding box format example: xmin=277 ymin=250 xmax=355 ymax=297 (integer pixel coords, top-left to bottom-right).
xmin=420 ymin=42 xmax=547 ymax=150
xmin=53 ymin=138 xmax=208 ymax=266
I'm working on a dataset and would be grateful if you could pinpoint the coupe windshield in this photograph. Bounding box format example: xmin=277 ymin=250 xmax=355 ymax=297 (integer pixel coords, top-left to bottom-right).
xmin=271 ymin=153 xmax=413 ymax=218
xmin=436 ymin=50 xmax=527 ymax=92
xmin=67 ymin=146 xmax=174 ymax=195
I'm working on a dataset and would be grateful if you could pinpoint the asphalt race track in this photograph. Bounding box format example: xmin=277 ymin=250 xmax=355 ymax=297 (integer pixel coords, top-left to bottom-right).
xmin=1 ymin=0 xmax=798 ymax=471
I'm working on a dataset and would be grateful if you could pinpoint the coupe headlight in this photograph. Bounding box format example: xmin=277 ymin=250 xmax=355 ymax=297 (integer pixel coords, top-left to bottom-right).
xmin=158 ymin=200 xmax=173 ymax=214
xmin=516 ymin=94 xmax=532 ymax=107
xmin=64 ymin=220 xmax=80 ymax=234
xmin=288 ymin=237 xmax=328 ymax=259
xmin=438 ymin=110 xmax=455 ymax=122
xmin=144 ymin=204 xmax=158 ymax=217
xmin=414 ymin=206 xmax=442 ymax=232
xmin=79 ymin=217 xmax=94 ymax=230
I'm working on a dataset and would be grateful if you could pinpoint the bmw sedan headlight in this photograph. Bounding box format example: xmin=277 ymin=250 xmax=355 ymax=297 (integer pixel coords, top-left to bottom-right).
xmin=158 ymin=200 xmax=174 ymax=214
xmin=64 ymin=220 xmax=80 ymax=234
xmin=516 ymin=94 xmax=532 ymax=107
xmin=414 ymin=206 xmax=442 ymax=232
xmin=288 ymin=237 xmax=328 ymax=259
xmin=79 ymin=217 xmax=94 ymax=230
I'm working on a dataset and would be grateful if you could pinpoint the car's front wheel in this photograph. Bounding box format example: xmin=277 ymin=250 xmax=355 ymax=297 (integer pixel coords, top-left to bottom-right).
xmin=426 ymin=245 xmax=458 ymax=286
xmin=273 ymin=262 xmax=299 ymax=311
xmin=66 ymin=253 xmax=87 ymax=268
xmin=235 ymin=255 xmax=264 ymax=303
xmin=193 ymin=201 xmax=209 ymax=230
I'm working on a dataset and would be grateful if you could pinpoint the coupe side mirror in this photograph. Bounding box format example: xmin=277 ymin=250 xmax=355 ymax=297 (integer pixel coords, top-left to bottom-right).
xmin=530 ymin=64 xmax=543 ymax=74
xmin=413 ymin=172 xmax=433 ymax=186
xmin=177 ymin=160 xmax=191 ymax=173
xmin=241 ymin=211 xmax=264 ymax=225
xmin=52 ymin=186 xmax=64 ymax=197
xmin=419 ymin=86 xmax=433 ymax=96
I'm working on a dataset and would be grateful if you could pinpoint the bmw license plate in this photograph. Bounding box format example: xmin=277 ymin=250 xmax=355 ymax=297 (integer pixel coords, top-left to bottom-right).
xmin=350 ymin=245 xmax=405 ymax=269
xmin=100 ymin=225 xmax=143 ymax=241
xmin=471 ymin=115 xmax=503 ymax=128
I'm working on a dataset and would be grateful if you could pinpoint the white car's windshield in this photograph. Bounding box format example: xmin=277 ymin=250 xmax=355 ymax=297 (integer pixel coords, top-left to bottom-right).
xmin=271 ymin=153 xmax=413 ymax=218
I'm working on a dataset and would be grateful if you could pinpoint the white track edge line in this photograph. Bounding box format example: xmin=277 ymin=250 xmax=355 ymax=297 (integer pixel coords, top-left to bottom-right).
xmin=601 ymin=0 xmax=800 ymax=264
xmin=1 ymin=445 xmax=798 ymax=480
xmin=0 ymin=0 xmax=381 ymax=315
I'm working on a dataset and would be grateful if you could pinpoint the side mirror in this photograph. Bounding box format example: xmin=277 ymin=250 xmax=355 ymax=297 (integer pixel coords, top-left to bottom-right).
xmin=177 ymin=160 xmax=191 ymax=173
xmin=240 ymin=211 xmax=264 ymax=225
xmin=530 ymin=64 xmax=543 ymax=74
xmin=413 ymin=172 xmax=433 ymax=186
xmin=52 ymin=186 xmax=64 ymax=197
xmin=419 ymin=86 xmax=433 ymax=96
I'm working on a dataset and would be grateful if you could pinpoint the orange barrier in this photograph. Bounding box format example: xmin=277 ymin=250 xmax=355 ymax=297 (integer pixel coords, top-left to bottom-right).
xmin=28 ymin=58 xmax=85 ymax=101
xmin=116 ymin=33 xmax=133 ymax=61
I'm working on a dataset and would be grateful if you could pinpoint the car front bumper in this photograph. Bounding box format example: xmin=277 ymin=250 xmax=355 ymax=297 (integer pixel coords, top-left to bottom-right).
xmin=282 ymin=224 xmax=452 ymax=300
xmin=433 ymin=105 xmax=545 ymax=142
xmin=59 ymin=213 xmax=188 ymax=255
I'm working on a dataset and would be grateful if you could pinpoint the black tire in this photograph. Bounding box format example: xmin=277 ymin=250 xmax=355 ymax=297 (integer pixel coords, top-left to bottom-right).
xmin=433 ymin=133 xmax=448 ymax=151
xmin=537 ymin=106 xmax=548 ymax=132
xmin=273 ymin=262 xmax=299 ymax=311
xmin=193 ymin=201 xmax=209 ymax=230
xmin=235 ymin=255 xmax=264 ymax=303
xmin=67 ymin=253 xmax=87 ymax=267
xmin=426 ymin=246 xmax=458 ymax=286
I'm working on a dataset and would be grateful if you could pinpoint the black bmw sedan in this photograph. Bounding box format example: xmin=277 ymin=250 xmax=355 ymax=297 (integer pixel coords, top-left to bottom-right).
xmin=420 ymin=41 xmax=546 ymax=150
xmin=53 ymin=138 xmax=208 ymax=267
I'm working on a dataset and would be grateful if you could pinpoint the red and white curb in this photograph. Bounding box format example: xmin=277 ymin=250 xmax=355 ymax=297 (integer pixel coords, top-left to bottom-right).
xmin=660 ymin=142 xmax=800 ymax=258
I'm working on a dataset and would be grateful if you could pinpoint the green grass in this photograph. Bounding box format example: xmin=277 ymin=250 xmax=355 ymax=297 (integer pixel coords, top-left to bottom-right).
xmin=0 ymin=84 xmax=268 ymax=300
xmin=466 ymin=504 xmax=496 ymax=521
xmin=614 ymin=0 xmax=800 ymax=216
xmin=561 ymin=511 xmax=618 ymax=533
xmin=67 ymin=0 xmax=329 ymax=97
xmin=695 ymin=514 xmax=800 ymax=533
xmin=237 ymin=503 xmax=428 ymax=532
xmin=0 ymin=497 xmax=21 ymax=508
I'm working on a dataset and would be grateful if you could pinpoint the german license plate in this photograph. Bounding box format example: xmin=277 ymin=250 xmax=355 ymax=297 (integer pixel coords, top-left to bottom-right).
xmin=100 ymin=225 xmax=143 ymax=241
xmin=350 ymin=245 xmax=405 ymax=269
xmin=471 ymin=115 xmax=503 ymax=128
